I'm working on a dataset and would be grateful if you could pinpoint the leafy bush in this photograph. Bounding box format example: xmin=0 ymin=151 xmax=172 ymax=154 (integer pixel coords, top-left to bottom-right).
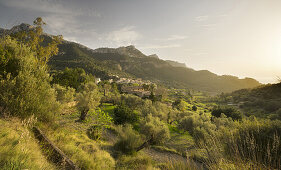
xmin=86 ymin=109 xmax=113 ymax=140
xmin=211 ymin=106 xmax=242 ymax=120
xmin=0 ymin=36 xmax=60 ymax=121
xmin=114 ymin=124 xmax=143 ymax=154
xmin=76 ymin=82 xmax=101 ymax=121
xmin=53 ymin=84 xmax=75 ymax=104
xmin=51 ymin=67 xmax=95 ymax=90
xmin=141 ymin=114 xmax=170 ymax=145
xmin=113 ymin=103 xmax=139 ymax=125
xmin=87 ymin=125 xmax=103 ymax=140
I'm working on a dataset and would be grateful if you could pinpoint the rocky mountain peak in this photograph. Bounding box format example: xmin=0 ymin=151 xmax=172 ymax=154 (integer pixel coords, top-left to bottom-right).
xmin=9 ymin=23 xmax=33 ymax=34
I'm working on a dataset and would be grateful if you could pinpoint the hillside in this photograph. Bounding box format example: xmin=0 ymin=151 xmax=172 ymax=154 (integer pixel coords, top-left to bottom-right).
xmin=218 ymin=82 xmax=281 ymax=118
xmin=1 ymin=23 xmax=261 ymax=93
xmin=50 ymin=41 xmax=260 ymax=93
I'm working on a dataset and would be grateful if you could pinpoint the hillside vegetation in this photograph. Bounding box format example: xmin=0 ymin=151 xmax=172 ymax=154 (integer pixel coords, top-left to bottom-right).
xmin=213 ymin=82 xmax=281 ymax=119
xmin=49 ymin=40 xmax=260 ymax=94
xmin=0 ymin=19 xmax=280 ymax=170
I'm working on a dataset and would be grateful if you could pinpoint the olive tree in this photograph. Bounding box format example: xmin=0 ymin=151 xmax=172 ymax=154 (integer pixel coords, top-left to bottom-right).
xmin=76 ymin=82 xmax=101 ymax=121
xmin=0 ymin=18 xmax=61 ymax=121
xmin=141 ymin=114 xmax=170 ymax=146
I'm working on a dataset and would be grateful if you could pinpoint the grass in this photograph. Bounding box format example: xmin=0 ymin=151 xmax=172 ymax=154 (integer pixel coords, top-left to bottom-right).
xmin=116 ymin=153 xmax=155 ymax=170
xmin=38 ymin=112 xmax=116 ymax=170
xmin=0 ymin=118 xmax=55 ymax=170
xmin=165 ymin=125 xmax=194 ymax=156
xmin=101 ymin=103 xmax=116 ymax=117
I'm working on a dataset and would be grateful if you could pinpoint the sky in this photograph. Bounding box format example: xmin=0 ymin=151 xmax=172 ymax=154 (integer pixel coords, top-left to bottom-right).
xmin=0 ymin=0 xmax=281 ymax=84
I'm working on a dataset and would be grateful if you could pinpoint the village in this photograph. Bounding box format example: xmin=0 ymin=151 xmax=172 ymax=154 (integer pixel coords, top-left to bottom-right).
xmin=95 ymin=76 xmax=156 ymax=98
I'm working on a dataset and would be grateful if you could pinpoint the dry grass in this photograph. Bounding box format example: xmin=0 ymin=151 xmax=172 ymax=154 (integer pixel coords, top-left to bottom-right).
xmin=0 ymin=118 xmax=55 ymax=170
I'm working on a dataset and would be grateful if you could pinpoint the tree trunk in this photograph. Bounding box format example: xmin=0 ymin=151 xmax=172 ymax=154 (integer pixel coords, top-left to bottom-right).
xmin=80 ymin=109 xmax=89 ymax=121
xmin=136 ymin=135 xmax=154 ymax=152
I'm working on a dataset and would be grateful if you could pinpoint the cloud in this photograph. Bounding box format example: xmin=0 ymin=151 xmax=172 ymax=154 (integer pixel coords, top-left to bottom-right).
xmin=140 ymin=44 xmax=181 ymax=49
xmin=44 ymin=15 xmax=77 ymax=34
xmin=200 ymin=24 xmax=216 ymax=29
xmin=0 ymin=0 xmax=100 ymax=17
xmin=194 ymin=15 xmax=209 ymax=22
xmin=104 ymin=26 xmax=141 ymax=46
xmin=155 ymin=35 xmax=188 ymax=41
xmin=193 ymin=52 xmax=208 ymax=56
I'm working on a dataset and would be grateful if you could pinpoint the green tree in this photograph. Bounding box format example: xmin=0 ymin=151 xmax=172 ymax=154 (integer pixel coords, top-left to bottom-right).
xmin=53 ymin=84 xmax=75 ymax=104
xmin=0 ymin=23 xmax=60 ymax=121
xmin=113 ymin=103 xmax=139 ymax=125
xmin=141 ymin=114 xmax=170 ymax=145
xmin=211 ymin=106 xmax=242 ymax=120
xmin=51 ymin=67 xmax=94 ymax=89
xmin=12 ymin=17 xmax=62 ymax=67
xmin=76 ymin=82 xmax=101 ymax=121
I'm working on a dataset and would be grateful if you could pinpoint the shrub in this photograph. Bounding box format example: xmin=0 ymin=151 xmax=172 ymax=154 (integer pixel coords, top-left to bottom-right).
xmin=113 ymin=103 xmax=139 ymax=125
xmin=114 ymin=124 xmax=143 ymax=154
xmin=211 ymin=106 xmax=242 ymax=120
xmin=53 ymin=84 xmax=75 ymax=104
xmin=192 ymin=105 xmax=198 ymax=111
xmin=141 ymin=114 xmax=170 ymax=145
xmin=76 ymin=82 xmax=101 ymax=121
xmin=87 ymin=125 xmax=103 ymax=140
xmin=0 ymin=36 xmax=60 ymax=121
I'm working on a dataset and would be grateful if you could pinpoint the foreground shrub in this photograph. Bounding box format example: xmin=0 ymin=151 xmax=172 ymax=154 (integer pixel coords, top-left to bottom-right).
xmin=141 ymin=114 xmax=170 ymax=145
xmin=53 ymin=84 xmax=75 ymax=104
xmin=197 ymin=118 xmax=281 ymax=169
xmin=211 ymin=106 xmax=242 ymax=120
xmin=224 ymin=119 xmax=281 ymax=169
xmin=76 ymin=82 xmax=101 ymax=121
xmin=114 ymin=124 xmax=143 ymax=154
xmin=0 ymin=36 xmax=60 ymax=121
xmin=113 ymin=103 xmax=139 ymax=125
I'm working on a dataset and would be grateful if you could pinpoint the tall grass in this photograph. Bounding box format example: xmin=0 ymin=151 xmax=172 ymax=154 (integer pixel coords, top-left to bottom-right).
xmin=39 ymin=120 xmax=116 ymax=169
xmin=195 ymin=119 xmax=281 ymax=169
xmin=0 ymin=118 xmax=55 ymax=170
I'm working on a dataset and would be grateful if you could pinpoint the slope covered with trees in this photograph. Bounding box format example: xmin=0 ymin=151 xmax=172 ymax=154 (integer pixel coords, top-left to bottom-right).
xmin=1 ymin=19 xmax=280 ymax=170
xmin=49 ymin=41 xmax=260 ymax=94
xmin=214 ymin=82 xmax=281 ymax=119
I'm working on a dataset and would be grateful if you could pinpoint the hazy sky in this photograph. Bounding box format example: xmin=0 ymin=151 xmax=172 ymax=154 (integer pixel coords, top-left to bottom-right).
xmin=0 ymin=0 xmax=280 ymax=83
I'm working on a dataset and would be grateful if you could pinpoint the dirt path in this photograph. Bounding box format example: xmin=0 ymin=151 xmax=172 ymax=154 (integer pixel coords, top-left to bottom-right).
xmin=143 ymin=148 xmax=205 ymax=169
xmin=143 ymin=148 xmax=186 ymax=163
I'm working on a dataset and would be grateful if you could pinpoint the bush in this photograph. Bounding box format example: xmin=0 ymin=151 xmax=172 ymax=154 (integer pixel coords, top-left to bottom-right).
xmin=141 ymin=114 xmax=170 ymax=145
xmin=114 ymin=124 xmax=143 ymax=154
xmin=76 ymin=82 xmax=101 ymax=121
xmin=211 ymin=106 xmax=242 ymax=120
xmin=192 ymin=105 xmax=198 ymax=111
xmin=51 ymin=67 xmax=94 ymax=90
xmin=0 ymin=36 xmax=60 ymax=121
xmin=87 ymin=125 xmax=103 ymax=140
xmin=113 ymin=103 xmax=139 ymax=125
xmin=53 ymin=84 xmax=75 ymax=104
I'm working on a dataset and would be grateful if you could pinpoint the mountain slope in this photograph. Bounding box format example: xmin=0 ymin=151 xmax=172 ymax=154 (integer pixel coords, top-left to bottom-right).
xmin=1 ymin=23 xmax=261 ymax=93
xmin=50 ymin=41 xmax=260 ymax=93
xmin=224 ymin=82 xmax=281 ymax=117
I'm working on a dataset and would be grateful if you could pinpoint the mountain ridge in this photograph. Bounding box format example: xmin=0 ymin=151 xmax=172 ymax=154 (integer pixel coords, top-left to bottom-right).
xmin=0 ymin=23 xmax=262 ymax=93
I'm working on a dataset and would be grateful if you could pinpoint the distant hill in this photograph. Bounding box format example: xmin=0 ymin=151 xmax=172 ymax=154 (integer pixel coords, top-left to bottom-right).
xmin=165 ymin=60 xmax=187 ymax=68
xmin=221 ymin=82 xmax=281 ymax=118
xmin=1 ymin=23 xmax=262 ymax=93
xmin=50 ymin=41 xmax=260 ymax=93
